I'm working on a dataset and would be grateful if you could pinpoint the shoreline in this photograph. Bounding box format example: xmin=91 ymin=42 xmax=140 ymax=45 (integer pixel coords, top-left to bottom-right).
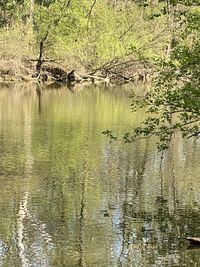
xmin=0 ymin=58 xmax=154 ymax=85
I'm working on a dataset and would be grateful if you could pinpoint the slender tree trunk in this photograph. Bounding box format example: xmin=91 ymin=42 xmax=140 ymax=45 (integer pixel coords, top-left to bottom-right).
xmin=36 ymin=32 xmax=49 ymax=75
xmin=30 ymin=0 xmax=35 ymax=24
xmin=166 ymin=0 xmax=172 ymax=60
xmin=27 ymin=0 xmax=35 ymax=55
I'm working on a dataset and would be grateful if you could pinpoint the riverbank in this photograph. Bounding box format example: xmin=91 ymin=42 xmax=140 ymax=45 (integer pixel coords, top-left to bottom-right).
xmin=0 ymin=56 xmax=154 ymax=85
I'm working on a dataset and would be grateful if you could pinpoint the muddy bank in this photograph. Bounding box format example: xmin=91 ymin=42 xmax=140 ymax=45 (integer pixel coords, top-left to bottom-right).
xmin=0 ymin=57 xmax=154 ymax=85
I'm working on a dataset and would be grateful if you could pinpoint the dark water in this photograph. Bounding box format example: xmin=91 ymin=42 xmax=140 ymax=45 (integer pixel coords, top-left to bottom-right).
xmin=0 ymin=82 xmax=200 ymax=267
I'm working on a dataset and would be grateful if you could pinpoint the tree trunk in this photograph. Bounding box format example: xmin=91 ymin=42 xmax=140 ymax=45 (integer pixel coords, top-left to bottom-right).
xmin=30 ymin=0 xmax=34 ymax=24
xmin=36 ymin=32 xmax=49 ymax=75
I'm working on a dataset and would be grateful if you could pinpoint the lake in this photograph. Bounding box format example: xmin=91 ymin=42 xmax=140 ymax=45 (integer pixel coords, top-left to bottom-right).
xmin=0 ymin=82 xmax=200 ymax=267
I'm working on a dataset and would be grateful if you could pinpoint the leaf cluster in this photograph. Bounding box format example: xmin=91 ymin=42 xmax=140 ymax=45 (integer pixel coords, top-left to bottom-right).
xmin=129 ymin=7 xmax=200 ymax=150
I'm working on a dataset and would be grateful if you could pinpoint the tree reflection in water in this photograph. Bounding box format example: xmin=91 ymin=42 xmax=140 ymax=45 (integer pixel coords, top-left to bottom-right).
xmin=0 ymin=83 xmax=200 ymax=266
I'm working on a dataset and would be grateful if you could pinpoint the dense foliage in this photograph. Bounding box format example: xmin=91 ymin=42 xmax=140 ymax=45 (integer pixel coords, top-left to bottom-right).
xmin=0 ymin=0 xmax=173 ymax=68
xmin=129 ymin=2 xmax=200 ymax=150
xmin=102 ymin=1 xmax=200 ymax=150
xmin=1 ymin=1 xmax=200 ymax=148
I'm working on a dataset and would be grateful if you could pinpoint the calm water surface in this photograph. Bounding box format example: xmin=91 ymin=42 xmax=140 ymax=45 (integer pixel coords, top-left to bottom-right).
xmin=0 ymin=82 xmax=200 ymax=267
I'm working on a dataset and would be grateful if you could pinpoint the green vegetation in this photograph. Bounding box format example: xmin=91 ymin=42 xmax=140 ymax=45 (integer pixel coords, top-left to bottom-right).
xmin=0 ymin=0 xmax=174 ymax=74
xmin=102 ymin=1 xmax=200 ymax=150
xmin=1 ymin=0 xmax=200 ymax=147
xmin=129 ymin=1 xmax=200 ymax=150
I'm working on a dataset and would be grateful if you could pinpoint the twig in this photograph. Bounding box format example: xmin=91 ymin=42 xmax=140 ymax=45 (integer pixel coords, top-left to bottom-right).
xmin=86 ymin=0 xmax=97 ymax=27
xmin=119 ymin=12 xmax=143 ymax=39
xmin=86 ymin=0 xmax=97 ymax=18
xmin=187 ymin=131 xmax=200 ymax=138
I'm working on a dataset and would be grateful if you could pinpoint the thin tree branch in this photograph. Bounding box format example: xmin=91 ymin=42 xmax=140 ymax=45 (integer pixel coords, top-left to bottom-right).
xmin=187 ymin=131 xmax=200 ymax=138
xmin=86 ymin=0 xmax=97 ymax=27
xmin=119 ymin=12 xmax=143 ymax=40
xmin=86 ymin=0 xmax=97 ymax=17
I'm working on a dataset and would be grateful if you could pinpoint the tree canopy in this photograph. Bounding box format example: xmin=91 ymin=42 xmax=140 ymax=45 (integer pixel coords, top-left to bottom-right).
xmin=128 ymin=2 xmax=200 ymax=150
xmin=1 ymin=1 xmax=200 ymax=150
xmin=0 ymin=0 xmax=177 ymax=68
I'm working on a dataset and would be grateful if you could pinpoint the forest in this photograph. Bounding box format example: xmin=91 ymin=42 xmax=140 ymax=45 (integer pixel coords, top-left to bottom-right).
xmin=0 ymin=0 xmax=199 ymax=146
xmin=0 ymin=0 xmax=200 ymax=146
xmin=1 ymin=1 xmax=200 ymax=266
xmin=0 ymin=0 xmax=182 ymax=80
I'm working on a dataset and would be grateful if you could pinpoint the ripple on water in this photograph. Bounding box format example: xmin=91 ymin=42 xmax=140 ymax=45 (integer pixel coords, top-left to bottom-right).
xmin=0 ymin=84 xmax=200 ymax=266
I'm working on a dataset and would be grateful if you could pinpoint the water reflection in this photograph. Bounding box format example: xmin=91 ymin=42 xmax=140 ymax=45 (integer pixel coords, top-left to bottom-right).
xmin=0 ymin=82 xmax=200 ymax=266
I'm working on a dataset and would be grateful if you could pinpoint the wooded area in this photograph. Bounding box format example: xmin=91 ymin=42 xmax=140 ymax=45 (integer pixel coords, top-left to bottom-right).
xmin=0 ymin=0 xmax=183 ymax=81
xmin=1 ymin=2 xmax=200 ymax=265
xmin=1 ymin=0 xmax=200 ymax=148
xmin=99 ymin=1 xmax=200 ymax=149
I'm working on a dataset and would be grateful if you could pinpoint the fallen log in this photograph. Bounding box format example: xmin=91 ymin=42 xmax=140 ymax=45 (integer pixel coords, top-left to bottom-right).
xmin=187 ymin=237 xmax=200 ymax=245
xmin=67 ymin=69 xmax=83 ymax=82
xmin=82 ymin=74 xmax=110 ymax=82
xmin=67 ymin=70 xmax=110 ymax=83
